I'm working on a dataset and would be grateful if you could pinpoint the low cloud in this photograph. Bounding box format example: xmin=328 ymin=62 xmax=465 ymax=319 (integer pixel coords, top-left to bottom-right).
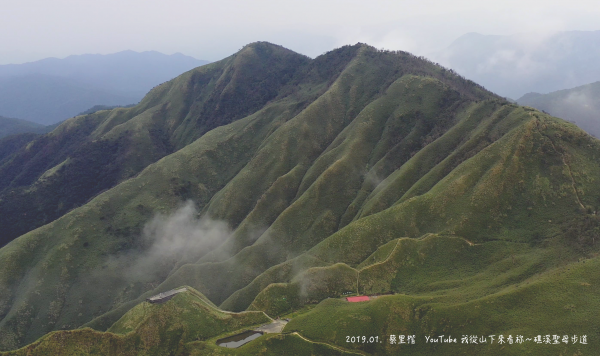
xmin=431 ymin=31 xmax=600 ymax=99
xmin=90 ymin=200 xmax=233 ymax=291
xmin=564 ymin=91 xmax=593 ymax=108
xmin=127 ymin=201 xmax=232 ymax=280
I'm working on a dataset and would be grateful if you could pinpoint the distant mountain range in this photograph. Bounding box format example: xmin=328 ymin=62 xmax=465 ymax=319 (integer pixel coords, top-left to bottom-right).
xmin=0 ymin=115 xmax=50 ymax=139
xmin=0 ymin=51 xmax=208 ymax=125
xmin=517 ymin=81 xmax=600 ymax=138
xmin=433 ymin=30 xmax=600 ymax=99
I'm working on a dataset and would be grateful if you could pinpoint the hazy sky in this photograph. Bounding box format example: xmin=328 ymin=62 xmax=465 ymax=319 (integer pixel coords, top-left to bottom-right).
xmin=1 ymin=0 xmax=600 ymax=64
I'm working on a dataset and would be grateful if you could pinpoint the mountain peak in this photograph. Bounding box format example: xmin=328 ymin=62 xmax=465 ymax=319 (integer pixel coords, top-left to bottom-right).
xmin=235 ymin=41 xmax=309 ymax=60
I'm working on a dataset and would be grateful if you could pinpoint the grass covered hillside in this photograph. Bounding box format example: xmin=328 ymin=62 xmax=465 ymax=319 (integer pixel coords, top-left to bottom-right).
xmin=2 ymin=287 xmax=358 ymax=356
xmin=1 ymin=287 xmax=278 ymax=356
xmin=0 ymin=133 xmax=40 ymax=163
xmin=1 ymin=42 xmax=599 ymax=355
xmin=0 ymin=42 xmax=310 ymax=247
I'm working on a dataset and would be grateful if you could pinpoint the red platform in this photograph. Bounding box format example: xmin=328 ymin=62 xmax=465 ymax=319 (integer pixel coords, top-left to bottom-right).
xmin=346 ymin=296 xmax=370 ymax=302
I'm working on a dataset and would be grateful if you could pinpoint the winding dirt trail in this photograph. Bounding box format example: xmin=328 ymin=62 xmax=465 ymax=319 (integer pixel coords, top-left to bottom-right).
xmin=290 ymin=332 xmax=369 ymax=356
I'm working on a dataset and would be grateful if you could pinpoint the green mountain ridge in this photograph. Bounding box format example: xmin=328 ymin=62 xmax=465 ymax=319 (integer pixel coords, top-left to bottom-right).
xmin=0 ymin=42 xmax=310 ymax=247
xmin=0 ymin=42 xmax=598 ymax=355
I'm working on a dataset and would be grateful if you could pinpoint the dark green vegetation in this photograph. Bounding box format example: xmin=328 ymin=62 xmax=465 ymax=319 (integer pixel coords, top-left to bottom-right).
xmin=0 ymin=42 xmax=308 ymax=246
xmin=518 ymin=81 xmax=600 ymax=138
xmin=0 ymin=134 xmax=40 ymax=163
xmin=1 ymin=42 xmax=599 ymax=355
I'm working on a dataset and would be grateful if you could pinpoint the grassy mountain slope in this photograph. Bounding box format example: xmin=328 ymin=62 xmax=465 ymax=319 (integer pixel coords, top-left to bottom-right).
xmin=517 ymin=81 xmax=600 ymax=138
xmin=0 ymin=42 xmax=310 ymax=247
xmin=1 ymin=43 xmax=599 ymax=355
xmin=2 ymin=329 xmax=359 ymax=356
xmin=1 ymin=287 xmax=275 ymax=356
xmin=284 ymin=252 xmax=599 ymax=355
xmin=220 ymin=110 xmax=600 ymax=312
xmin=1 ymin=286 xmax=359 ymax=356
xmin=0 ymin=133 xmax=40 ymax=163
xmin=0 ymin=43 xmax=494 ymax=349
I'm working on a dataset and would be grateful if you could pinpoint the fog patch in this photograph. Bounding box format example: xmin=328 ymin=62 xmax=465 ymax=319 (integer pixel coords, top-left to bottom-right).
xmin=362 ymin=170 xmax=394 ymax=198
xmin=364 ymin=171 xmax=385 ymax=189
xmin=431 ymin=31 xmax=600 ymax=98
xmin=128 ymin=201 xmax=231 ymax=279
xmin=90 ymin=201 xmax=233 ymax=290
xmin=564 ymin=90 xmax=594 ymax=108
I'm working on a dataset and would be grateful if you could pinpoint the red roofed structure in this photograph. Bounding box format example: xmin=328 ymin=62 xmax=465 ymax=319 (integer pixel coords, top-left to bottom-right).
xmin=346 ymin=296 xmax=370 ymax=302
